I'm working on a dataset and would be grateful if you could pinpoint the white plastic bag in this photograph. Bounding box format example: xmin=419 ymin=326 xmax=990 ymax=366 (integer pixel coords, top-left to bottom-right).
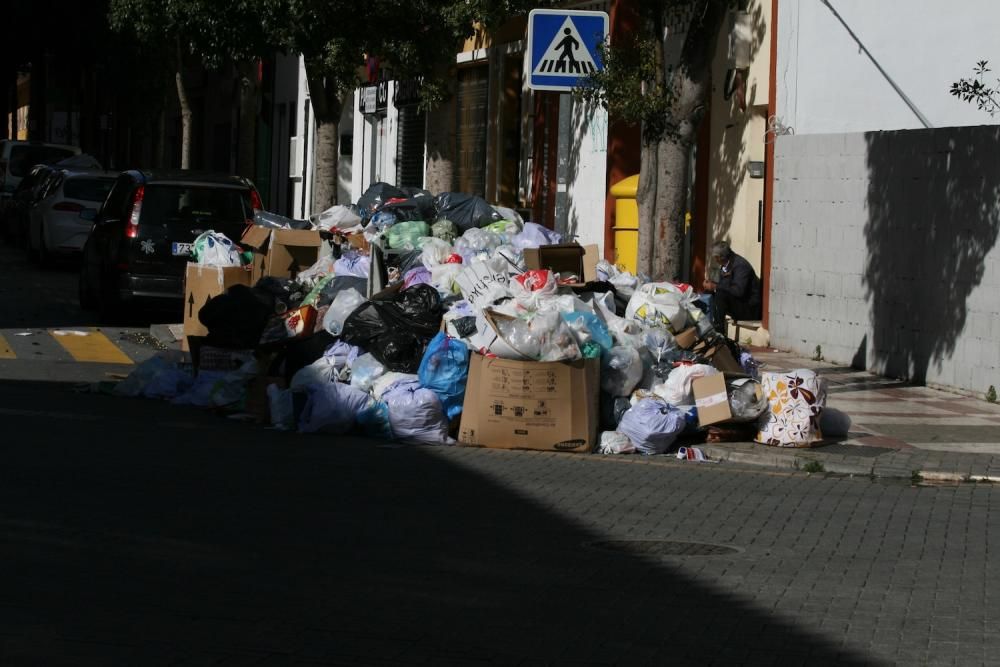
xmin=322 ymin=288 xmax=365 ymax=336
xmin=511 ymin=222 xmax=563 ymax=250
xmin=298 ymin=381 xmax=371 ymax=434
xmin=297 ymin=255 xmax=337 ymax=286
xmin=599 ymin=431 xmax=635 ymax=455
xmin=653 ymin=363 xmax=718 ymax=406
xmin=349 ymin=353 xmax=386 ymax=393
xmin=625 ymin=282 xmax=696 ymax=333
xmin=372 ymin=372 xmax=419 ymax=400
xmin=617 ymin=398 xmax=686 ymax=454
xmin=312 ymin=204 xmax=362 ymax=231
xmin=510 ymin=270 xmax=559 ymax=311
xmin=192 ymin=231 xmax=243 ymax=267
xmin=267 ymin=384 xmax=294 ymax=430
xmin=420 ymin=237 xmax=454 ymax=268
xmin=381 ymin=379 xmax=452 ymax=445
xmin=333 ymin=251 xmax=370 ymax=278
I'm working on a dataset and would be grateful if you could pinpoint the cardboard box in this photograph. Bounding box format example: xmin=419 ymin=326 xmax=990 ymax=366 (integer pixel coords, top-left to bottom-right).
xmin=673 ymin=327 xmax=698 ymax=350
xmin=241 ymin=226 xmax=324 ymax=281
xmin=182 ymin=264 xmax=252 ymax=350
xmin=692 ymin=373 xmax=732 ymax=426
xmin=459 ymin=355 xmax=600 ymax=453
xmin=523 ymin=243 xmax=599 ymax=285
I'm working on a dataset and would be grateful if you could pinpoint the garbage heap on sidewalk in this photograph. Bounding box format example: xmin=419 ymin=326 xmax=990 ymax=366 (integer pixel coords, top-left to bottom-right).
xmin=116 ymin=182 xmax=829 ymax=454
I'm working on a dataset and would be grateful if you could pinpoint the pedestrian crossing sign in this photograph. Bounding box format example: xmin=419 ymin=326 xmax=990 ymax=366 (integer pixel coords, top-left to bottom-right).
xmin=526 ymin=9 xmax=609 ymax=92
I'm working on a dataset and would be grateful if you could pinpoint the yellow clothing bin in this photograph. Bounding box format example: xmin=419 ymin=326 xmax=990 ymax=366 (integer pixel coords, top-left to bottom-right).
xmin=610 ymin=174 xmax=639 ymax=274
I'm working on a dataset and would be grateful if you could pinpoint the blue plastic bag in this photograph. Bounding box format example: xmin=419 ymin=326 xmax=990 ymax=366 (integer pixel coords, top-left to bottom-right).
xmin=417 ymin=331 xmax=470 ymax=420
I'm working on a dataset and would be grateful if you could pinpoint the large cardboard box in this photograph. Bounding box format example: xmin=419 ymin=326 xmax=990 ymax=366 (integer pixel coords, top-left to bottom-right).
xmin=242 ymin=227 xmax=324 ymax=281
xmin=523 ymin=243 xmax=599 ymax=285
xmin=182 ymin=264 xmax=252 ymax=349
xmin=459 ymin=355 xmax=600 ymax=453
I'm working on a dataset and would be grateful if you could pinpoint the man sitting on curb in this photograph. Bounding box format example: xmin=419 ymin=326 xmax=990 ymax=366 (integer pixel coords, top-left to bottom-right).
xmin=701 ymin=241 xmax=762 ymax=334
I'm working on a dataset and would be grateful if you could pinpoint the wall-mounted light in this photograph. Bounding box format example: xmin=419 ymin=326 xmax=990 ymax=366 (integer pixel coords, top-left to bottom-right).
xmin=748 ymin=161 xmax=765 ymax=179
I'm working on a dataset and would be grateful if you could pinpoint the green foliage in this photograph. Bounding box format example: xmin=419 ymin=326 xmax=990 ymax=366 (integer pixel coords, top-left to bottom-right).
xmin=987 ymin=385 xmax=997 ymax=403
xmin=802 ymin=460 xmax=825 ymax=474
xmin=576 ymin=33 xmax=675 ymax=144
xmin=950 ymin=60 xmax=1000 ymax=117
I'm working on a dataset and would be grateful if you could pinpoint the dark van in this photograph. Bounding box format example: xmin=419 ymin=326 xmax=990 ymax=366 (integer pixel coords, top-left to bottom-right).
xmin=80 ymin=170 xmax=261 ymax=318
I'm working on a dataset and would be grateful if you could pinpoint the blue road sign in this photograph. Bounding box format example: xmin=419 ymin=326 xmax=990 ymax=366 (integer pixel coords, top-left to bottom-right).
xmin=526 ymin=9 xmax=609 ymax=92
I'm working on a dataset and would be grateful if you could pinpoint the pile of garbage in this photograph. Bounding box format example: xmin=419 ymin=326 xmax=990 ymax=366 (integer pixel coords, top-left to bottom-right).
xmin=116 ymin=181 xmax=828 ymax=453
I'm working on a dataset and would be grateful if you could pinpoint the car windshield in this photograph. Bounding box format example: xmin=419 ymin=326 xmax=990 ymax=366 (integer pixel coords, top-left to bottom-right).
xmin=8 ymin=145 xmax=77 ymax=177
xmin=141 ymin=184 xmax=251 ymax=226
xmin=63 ymin=177 xmax=115 ymax=203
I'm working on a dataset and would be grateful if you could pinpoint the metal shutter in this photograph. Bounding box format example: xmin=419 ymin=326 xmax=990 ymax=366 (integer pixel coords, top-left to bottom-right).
xmin=395 ymin=105 xmax=426 ymax=189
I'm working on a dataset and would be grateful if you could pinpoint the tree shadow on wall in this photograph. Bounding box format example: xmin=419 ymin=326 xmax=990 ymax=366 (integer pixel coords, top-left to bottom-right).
xmin=864 ymin=126 xmax=1000 ymax=384
xmin=706 ymin=1 xmax=767 ymax=259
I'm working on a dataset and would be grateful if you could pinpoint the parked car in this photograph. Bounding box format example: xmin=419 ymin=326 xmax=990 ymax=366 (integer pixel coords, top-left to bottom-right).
xmin=0 ymin=140 xmax=80 ymax=221
xmin=80 ymin=170 xmax=262 ymax=318
xmin=27 ymin=169 xmax=116 ymax=264
xmin=2 ymin=163 xmax=58 ymax=244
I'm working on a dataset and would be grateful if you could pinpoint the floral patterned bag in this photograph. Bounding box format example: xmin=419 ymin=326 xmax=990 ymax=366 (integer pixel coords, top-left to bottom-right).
xmin=755 ymin=369 xmax=827 ymax=447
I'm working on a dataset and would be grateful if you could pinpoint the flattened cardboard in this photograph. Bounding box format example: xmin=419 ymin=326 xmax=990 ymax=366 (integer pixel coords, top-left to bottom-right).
xmin=459 ymin=355 xmax=600 ymax=453
xmin=523 ymin=243 xmax=599 ymax=284
xmin=673 ymin=327 xmax=698 ymax=350
xmin=182 ymin=264 xmax=252 ymax=350
xmin=693 ymin=373 xmax=732 ymax=426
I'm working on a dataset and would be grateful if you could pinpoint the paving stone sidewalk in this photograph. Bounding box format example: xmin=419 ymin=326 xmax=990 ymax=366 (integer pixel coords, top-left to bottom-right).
xmin=698 ymin=348 xmax=1000 ymax=482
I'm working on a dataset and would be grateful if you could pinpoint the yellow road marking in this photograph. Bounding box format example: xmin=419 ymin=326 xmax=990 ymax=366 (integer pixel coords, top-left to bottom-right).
xmin=49 ymin=329 xmax=134 ymax=365
xmin=0 ymin=334 xmax=14 ymax=359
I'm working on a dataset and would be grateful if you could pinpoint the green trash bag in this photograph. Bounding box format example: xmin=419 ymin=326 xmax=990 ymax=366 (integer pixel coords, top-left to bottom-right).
xmin=387 ymin=220 xmax=431 ymax=249
xmin=484 ymin=220 xmax=521 ymax=241
xmin=431 ymin=219 xmax=459 ymax=244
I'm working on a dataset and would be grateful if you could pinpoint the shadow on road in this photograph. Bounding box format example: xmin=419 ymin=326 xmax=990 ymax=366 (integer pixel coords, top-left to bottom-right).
xmin=0 ymin=380 xmax=868 ymax=664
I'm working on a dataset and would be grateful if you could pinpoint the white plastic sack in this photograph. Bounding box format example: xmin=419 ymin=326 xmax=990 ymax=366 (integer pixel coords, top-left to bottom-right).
xmin=511 ymin=222 xmax=563 ymax=251
xmin=454 ymin=257 xmax=513 ymax=309
xmin=372 ymin=372 xmax=419 ymax=401
xmin=599 ymin=431 xmax=636 ymax=455
xmin=420 ymin=237 xmax=454 ymax=268
xmin=510 ymin=270 xmax=559 ymax=311
xmin=606 ymin=315 xmax=648 ymax=349
xmin=333 ymin=252 xmax=370 ymax=278
xmin=653 ymin=363 xmax=718 ymax=407
xmin=492 ymin=310 xmax=581 ymax=362
xmin=617 ymin=398 xmax=686 ymax=454
xmin=193 ymin=230 xmax=243 ymax=267
xmin=381 ymin=379 xmax=452 ymax=445
xmin=291 ymin=356 xmax=339 ymax=390
xmin=298 ymin=381 xmax=371 ymax=434
xmin=349 ymin=353 xmax=386 ymax=393
xmin=312 ymin=204 xmax=362 ymax=231
xmin=297 ymin=255 xmax=337 ymax=286
xmin=625 ymin=282 xmax=696 ymax=333
xmin=492 ymin=205 xmax=524 ymax=226
xmin=267 ymin=384 xmax=294 ymax=430
xmin=322 ymin=288 xmax=365 ymax=336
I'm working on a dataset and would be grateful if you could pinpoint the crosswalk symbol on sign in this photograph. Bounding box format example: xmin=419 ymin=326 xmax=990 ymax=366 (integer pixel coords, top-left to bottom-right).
xmin=526 ymin=9 xmax=609 ymax=92
xmin=532 ymin=18 xmax=599 ymax=76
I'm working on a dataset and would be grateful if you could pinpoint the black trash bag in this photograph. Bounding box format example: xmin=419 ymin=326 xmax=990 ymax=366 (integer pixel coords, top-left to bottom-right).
xmin=340 ymin=284 xmax=444 ymax=373
xmin=316 ymin=275 xmax=368 ymax=308
xmin=400 ymin=186 xmax=432 ymax=199
xmin=380 ymin=195 xmax=438 ymax=223
xmin=357 ymin=182 xmax=406 ymax=215
xmin=254 ymin=276 xmax=304 ymax=312
xmin=433 ymin=192 xmax=503 ymax=232
xmin=198 ymin=284 xmax=275 ymax=349
xmin=600 ymin=392 xmax=633 ymax=431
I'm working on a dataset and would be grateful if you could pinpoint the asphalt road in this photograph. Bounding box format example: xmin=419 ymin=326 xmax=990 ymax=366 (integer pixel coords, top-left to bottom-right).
xmin=1 ymin=240 xmax=999 ymax=665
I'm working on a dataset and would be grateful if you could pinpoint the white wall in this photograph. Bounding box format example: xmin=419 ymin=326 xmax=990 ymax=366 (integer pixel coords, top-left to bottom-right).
xmin=777 ymin=0 xmax=1000 ymax=134
xmin=769 ymin=126 xmax=1000 ymax=396
xmin=555 ymin=95 xmax=608 ymax=253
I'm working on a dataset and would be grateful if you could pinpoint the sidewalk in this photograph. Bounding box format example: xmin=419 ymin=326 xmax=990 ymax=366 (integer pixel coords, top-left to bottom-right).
xmin=150 ymin=324 xmax=1000 ymax=481
xmin=699 ymin=348 xmax=1000 ymax=482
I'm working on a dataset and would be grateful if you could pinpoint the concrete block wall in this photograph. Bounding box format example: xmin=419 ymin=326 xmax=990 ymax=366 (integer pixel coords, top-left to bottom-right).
xmin=770 ymin=126 xmax=1000 ymax=396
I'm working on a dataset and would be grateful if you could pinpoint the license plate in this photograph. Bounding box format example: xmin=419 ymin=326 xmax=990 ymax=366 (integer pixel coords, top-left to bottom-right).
xmin=171 ymin=242 xmax=193 ymax=256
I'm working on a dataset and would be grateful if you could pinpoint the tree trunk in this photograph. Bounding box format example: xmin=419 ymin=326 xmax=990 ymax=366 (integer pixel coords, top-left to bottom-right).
xmin=636 ymin=0 xmax=727 ymax=280
xmin=304 ymin=57 xmax=344 ymax=212
xmin=236 ymin=60 xmax=257 ymax=180
xmin=424 ymin=65 xmax=457 ymax=194
xmin=175 ymin=38 xmax=192 ymax=170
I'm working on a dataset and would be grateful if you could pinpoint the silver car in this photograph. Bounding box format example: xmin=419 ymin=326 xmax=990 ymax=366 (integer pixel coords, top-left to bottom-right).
xmin=27 ymin=169 xmax=116 ymax=264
